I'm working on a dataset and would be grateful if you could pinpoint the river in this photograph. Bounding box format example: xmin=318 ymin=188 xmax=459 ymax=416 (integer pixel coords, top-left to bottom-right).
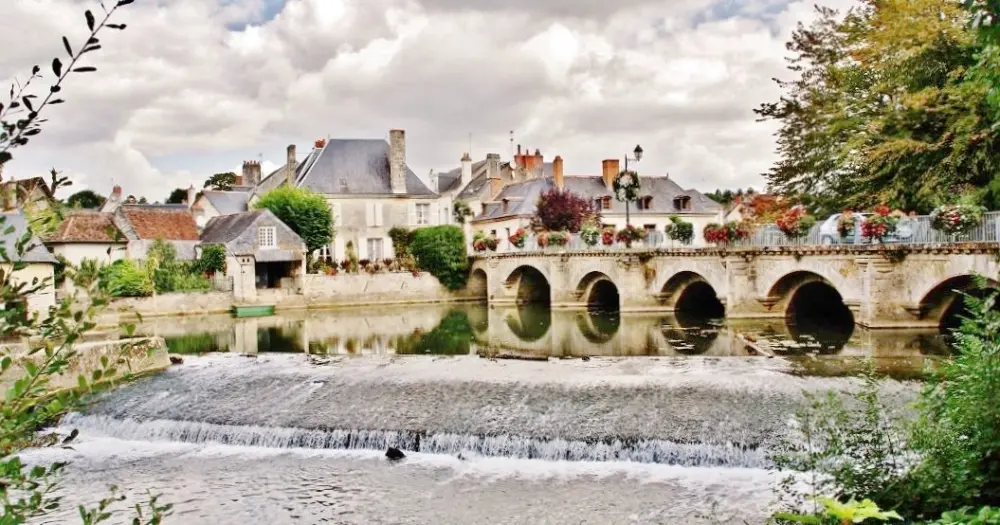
xmin=24 ymin=303 xmax=939 ymax=524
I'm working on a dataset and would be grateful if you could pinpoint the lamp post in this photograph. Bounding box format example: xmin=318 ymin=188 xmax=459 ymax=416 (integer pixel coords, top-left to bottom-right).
xmin=622 ymin=144 xmax=643 ymax=227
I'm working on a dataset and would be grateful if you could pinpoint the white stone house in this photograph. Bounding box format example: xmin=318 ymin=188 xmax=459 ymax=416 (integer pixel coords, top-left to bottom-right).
xmin=251 ymin=131 xmax=440 ymax=261
xmin=0 ymin=212 xmax=57 ymax=315
xmin=198 ymin=209 xmax=307 ymax=301
xmin=469 ymin=156 xmax=724 ymax=248
xmin=190 ymin=161 xmax=258 ymax=228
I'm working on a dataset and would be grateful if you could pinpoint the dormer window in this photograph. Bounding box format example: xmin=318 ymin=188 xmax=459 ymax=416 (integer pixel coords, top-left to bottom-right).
xmin=636 ymin=196 xmax=653 ymax=210
xmin=673 ymin=196 xmax=692 ymax=211
xmin=601 ymin=196 xmax=611 ymax=210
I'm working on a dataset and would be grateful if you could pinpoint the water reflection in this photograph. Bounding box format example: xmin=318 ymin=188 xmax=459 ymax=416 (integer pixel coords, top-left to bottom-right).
xmin=129 ymin=302 xmax=957 ymax=377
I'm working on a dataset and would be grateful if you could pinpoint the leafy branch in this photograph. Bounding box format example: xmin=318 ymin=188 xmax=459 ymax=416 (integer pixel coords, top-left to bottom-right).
xmin=0 ymin=0 xmax=134 ymax=167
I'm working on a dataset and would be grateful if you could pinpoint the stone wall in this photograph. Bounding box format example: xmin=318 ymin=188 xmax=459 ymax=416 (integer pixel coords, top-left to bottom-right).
xmin=109 ymin=291 xmax=234 ymax=319
xmin=0 ymin=337 xmax=170 ymax=392
xmin=293 ymin=271 xmax=468 ymax=308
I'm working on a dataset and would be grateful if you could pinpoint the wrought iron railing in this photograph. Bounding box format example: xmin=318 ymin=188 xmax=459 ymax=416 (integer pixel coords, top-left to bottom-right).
xmin=474 ymin=211 xmax=1000 ymax=255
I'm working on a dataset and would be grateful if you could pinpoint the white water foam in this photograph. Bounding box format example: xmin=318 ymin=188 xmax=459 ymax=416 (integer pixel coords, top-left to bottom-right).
xmin=62 ymin=413 xmax=771 ymax=468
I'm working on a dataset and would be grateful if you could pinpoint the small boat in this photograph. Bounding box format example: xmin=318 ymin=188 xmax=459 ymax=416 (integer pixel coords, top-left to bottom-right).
xmin=232 ymin=304 xmax=275 ymax=318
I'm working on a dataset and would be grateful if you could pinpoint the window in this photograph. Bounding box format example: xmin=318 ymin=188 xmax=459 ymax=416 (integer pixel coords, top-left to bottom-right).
xmin=636 ymin=197 xmax=653 ymax=210
xmin=416 ymin=203 xmax=430 ymax=225
xmin=673 ymin=196 xmax=691 ymax=211
xmin=601 ymin=196 xmax=612 ymax=210
xmin=367 ymin=202 xmax=383 ymax=227
xmin=367 ymin=238 xmax=384 ymax=260
xmin=258 ymin=226 xmax=276 ymax=249
xmin=644 ymin=224 xmax=656 ymax=232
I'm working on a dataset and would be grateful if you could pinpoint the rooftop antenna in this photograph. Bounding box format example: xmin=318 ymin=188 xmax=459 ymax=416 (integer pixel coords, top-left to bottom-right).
xmin=509 ymin=130 xmax=514 ymax=159
xmin=468 ymin=132 xmax=472 ymax=158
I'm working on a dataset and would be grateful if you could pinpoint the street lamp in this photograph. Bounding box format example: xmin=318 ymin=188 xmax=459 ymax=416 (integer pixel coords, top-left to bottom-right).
xmin=621 ymin=144 xmax=643 ymax=226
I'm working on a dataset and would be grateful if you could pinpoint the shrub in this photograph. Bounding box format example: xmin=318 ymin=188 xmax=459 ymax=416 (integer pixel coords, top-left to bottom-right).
xmin=452 ymin=200 xmax=473 ymax=224
xmin=533 ymin=188 xmax=600 ymax=233
xmin=253 ymin=186 xmax=334 ymax=254
xmin=410 ymin=225 xmax=469 ymax=290
xmin=100 ymin=260 xmax=153 ymax=297
xmin=72 ymin=258 xmax=104 ymax=288
xmin=665 ymin=216 xmax=694 ymax=244
xmin=388 ymin=227 xmax=414 ymax=257
xmin=197 ymin=244 xmax=226 ymax=275
xmin=170 ymin=271 xmax=212 ymax=292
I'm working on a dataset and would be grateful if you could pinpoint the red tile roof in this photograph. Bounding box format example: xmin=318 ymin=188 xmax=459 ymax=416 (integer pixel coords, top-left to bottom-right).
xmin=120 ymin=206 xmax=199 ymax=241
xmin=47 ymin=211 xmax=124 ymax=243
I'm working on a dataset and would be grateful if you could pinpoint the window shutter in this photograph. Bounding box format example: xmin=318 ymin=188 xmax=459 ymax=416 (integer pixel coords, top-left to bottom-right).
xmin=331 ymin=202 xmax=342 ymax=227
xmin=361 ymin=238 xmax=369 ymax=259
xmin=366 ymin=203 xmax=374 ymax=226
xmin=429 ymin=202 xmax=439 ymax=225
xmin=408 ymin=203 xmax=416 ymax=226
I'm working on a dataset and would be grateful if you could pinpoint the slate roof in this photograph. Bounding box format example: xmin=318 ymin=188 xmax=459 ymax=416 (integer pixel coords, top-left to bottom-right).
xmin=119 ymin=205 xmax=200 ymax=240
xmin=473 ymin=176 xmax=722 ymax=222
xmin=47 ymin=211 xmax=124 ymax=243
xmin=296 ymin=139 xmax=435 ymax=197
xmin=0 ymin=212 xmax=58 ymax=264
xmin=201 ymin=190 xmax=249 ymax=215
xmin=450 ymin=161 xmax=554 ymax=201
xmin=201 ymin=209 xmax=305 ymax=261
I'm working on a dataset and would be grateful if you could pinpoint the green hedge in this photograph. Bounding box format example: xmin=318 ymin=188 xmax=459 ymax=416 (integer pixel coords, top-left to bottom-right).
xmin=99 ymin=260 xmax=154 ymax=297
xmin=410 ymin=225 xmax=469 ymax=290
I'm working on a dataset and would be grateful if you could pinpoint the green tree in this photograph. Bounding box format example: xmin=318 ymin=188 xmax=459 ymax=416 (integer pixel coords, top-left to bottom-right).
xmin=253 ymin=186 xmax=334 ymax=254
xmin=204 ymin=171 xmax=237 ymax=191
xmin=66 ymin=189 xmax=105 ymax=209
xmin=757 ymin=0 xmax=1000 ymax=213
xmin=165 ymin=188 xmax=187 ymax=204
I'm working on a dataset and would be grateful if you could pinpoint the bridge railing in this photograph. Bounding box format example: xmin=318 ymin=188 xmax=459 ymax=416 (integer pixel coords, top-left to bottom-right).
xmin=477 ymin=211 xmax=1000 ymax=255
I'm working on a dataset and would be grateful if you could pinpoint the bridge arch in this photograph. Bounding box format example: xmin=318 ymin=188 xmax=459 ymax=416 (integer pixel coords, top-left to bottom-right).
xmin=916 ymin=274 xmax=1000 ymax=330
xmin=660 ymin=271 xmax=725 ymax=318
xmin=505 ymin=265 xmax=551 ymax=305
xmin=467 ymin=269 xmax=488 ymax=300
xmin=576 ymin=271 xmax=620 ymax=312
xmin=766 ymin=271 xmax=855 ymax=332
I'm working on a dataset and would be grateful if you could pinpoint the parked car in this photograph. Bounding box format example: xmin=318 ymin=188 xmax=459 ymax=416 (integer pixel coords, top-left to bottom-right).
xmin=818 ymin=212 xmax=915 ymax=244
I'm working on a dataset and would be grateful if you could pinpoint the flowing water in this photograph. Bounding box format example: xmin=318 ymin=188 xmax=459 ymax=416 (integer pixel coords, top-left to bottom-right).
xmin=24 ymin=303 xmax=942 ymax=524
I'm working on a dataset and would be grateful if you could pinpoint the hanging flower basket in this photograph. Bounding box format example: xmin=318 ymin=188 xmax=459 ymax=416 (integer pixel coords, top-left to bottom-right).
xmin=616 ymin=225 xmax=646 ymax=248
xmin=472 ymin=232 xmax=498 ymax=252
xmin=837 ymin=211 xmax=857 ymax=238
xmin=860 ymin=205 xmax=903 ymax=243
xmin=613 ymin=170 xmax=641 ymax=203
xmin=930 ymin=204 xmax=985 ymax=237
xmin=508 ymin=228 xmax=527 ymax=248
xmin=548 ymin=231 xmax=571 ymax=247
xmin=665 ymin=216 xmax=694 ymax=245
xmin=704 ymin=221 xmax=752 ymax=246
xmin=776 ymin=206 xmax=816 ymax=239
xmin=537 ymin=231 xmax=550 ymax=248
xmin=580 ymin=226 xmax=600 ymax=247
xmin=601 ymin=228 xmax=615 ymax=246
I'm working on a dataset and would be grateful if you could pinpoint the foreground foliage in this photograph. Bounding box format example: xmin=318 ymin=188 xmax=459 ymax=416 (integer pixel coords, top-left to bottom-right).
xmin=409 ymin=226 xmax=469 ymax=290
xmin=772 ymin=278 xmax=1000 ymax=523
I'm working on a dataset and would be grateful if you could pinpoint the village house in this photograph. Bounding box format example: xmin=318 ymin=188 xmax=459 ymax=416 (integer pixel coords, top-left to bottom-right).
xmin=0 ymin=177 xmax=53 ymax=213
xmin=198 ymin=209 xmax=307 ymax=300
xmin=44 ymin=210 xmax=127 ymax=266
xmin=191 ymin=161 xmax=257 ymax=228
xmin=0 ymin=212 xmax=58 ymax=314
xmin=86 ymin=186 xmax=202 ymax=260
xmin=468 ymin=154 xmax=723 ymax=247
xmin=250 ymin=130 xmax=439 ymax=261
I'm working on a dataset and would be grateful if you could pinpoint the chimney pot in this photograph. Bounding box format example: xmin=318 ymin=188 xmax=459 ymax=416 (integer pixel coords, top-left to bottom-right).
xmin=460 ymin=152 xmax=473 ymax=188
xmin=186 ymin=185 xmax=196 ymax=209
xmin=315 ymin=138 xmax=326 ymax=149
xmin=389 ymin=129 xmax=407 ymax=194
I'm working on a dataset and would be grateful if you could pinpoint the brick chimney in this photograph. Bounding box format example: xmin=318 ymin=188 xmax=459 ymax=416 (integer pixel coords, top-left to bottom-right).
xmin=553 ymin=155 xmax=564 ymax=190
xmin=389 ymin=129 xmax=406 ymax=194
xmin=315 ymin=138 xmax=326 ymax=149
xmin=486 ymin=153 xmax=502 ymax=199
xmin=428 ymin=169 xmax=439 ymax=194
xmin=111 ymin=185 xmax=122 ymax=198
xmin=186 ymin=185 xmax=196 ymax=208
xmin=602 ymin=159 xmax=620 ymax=191
xmin=285 ymin=144 xmax=297 ymax=186
xmin=460 ymin=152 xmax=472 ymax=188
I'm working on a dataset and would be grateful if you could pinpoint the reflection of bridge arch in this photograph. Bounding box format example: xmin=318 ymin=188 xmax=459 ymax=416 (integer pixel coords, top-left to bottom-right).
xmin=915 ymin=274 xmax=999 ymax=329
xmin=660 ymin=271 xmax=724 ymax=317
xmin=505 ymin=265 xmax=551 ymax=305
xmin=575 ymin=311 xmax=620 ymax=344
xmin=503 ymin=304 xmax=552 ymax=342
xmin=576 ymin=271 xmax=620 ymax=312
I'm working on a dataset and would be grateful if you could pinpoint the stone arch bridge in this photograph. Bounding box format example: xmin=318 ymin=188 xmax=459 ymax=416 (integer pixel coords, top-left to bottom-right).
xmin=468 ymin=245 xmax=1000 ymax=329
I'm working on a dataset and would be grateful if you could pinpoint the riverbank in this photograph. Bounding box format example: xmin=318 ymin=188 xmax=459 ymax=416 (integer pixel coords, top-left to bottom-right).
xmin=90 ymin=271 xmax=482 ymax=323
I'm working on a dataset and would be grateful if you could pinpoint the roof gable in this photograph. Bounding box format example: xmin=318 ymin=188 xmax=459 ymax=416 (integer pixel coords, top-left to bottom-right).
xmin=201 ymin=209 xmax=305 ymax=255
xmin=47 ymin=211 xmax=124 ymax=243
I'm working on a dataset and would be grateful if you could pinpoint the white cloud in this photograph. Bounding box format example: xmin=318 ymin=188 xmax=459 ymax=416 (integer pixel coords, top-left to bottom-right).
xmin=0 ymin=0 xmax=861 ymax=203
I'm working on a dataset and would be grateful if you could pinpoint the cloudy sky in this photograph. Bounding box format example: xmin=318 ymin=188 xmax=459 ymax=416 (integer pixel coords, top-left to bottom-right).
xmin=1 ymin=0 xmax=854 ymax=202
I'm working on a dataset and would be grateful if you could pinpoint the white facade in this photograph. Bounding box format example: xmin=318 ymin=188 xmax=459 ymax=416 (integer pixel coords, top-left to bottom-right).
xmin=49 ymin=242 xmax=126 ymax=267
xmin=324 ymin=197 xmax=447 ymax=261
